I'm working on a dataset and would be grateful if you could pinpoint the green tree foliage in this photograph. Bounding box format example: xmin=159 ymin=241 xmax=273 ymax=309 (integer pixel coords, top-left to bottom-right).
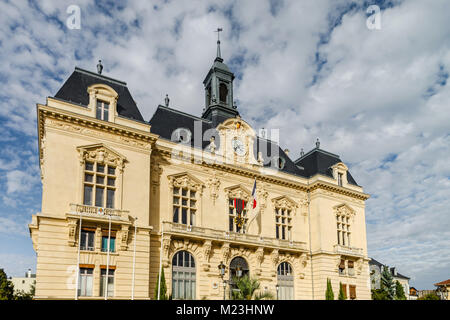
xmin=418 ymin=292 xmax=440 ymax=300
xmin=325 ymin=278 xmax=334 ymax=300
xmin=231 ymin=275 xmax=274 ymax=300
xmin=338 ymin=282 xmax=346 ymax=300
xmin=0 ymin=269 xmax=15 ymax=300
xmin=395 ymin=281 xmax=406 ymax=300
xmin=154 ymin=268 xmax=168 ymax=300
xmin=381 ymin=266 xmax=395 ymax=300
xmin=371 ymin=289 xmax=388 ymax=300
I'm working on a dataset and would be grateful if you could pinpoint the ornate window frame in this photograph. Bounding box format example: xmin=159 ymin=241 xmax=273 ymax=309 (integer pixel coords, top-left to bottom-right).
xmin=224 ymin=184 xmax=252 ymax=234
xmin=331 ymin=162 xmax=349 ymax=187
xmin=272 ymin=196 xmax=298 ymax=241
xmin=77 ymin=144 xmax=127 ymax=210
xmin=334 ymin=204 xmax=355 ymax=247
xmin=168 ymin=172 xmax=204 ymax=226
xmin=87 ymin=84 xmax=119 ymax=122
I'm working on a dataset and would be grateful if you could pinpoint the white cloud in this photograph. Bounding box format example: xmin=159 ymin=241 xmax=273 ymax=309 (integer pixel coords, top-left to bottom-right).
xmin=0 ymin=0 xmax=449 ymax=289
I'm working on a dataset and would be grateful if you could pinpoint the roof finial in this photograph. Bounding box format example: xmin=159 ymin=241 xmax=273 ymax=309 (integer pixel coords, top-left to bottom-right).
xmin=316 ymin=138 xmax=320 ymax=149
xmin=165 ymin=94 xmax=170 ymax=107
xmin=300 ymin=148 xmax=304 ymax=156
xmin=97 ymin=60 xmax=103 ymax=75
xmin=214 ymin=28 xmax=223 ymax=62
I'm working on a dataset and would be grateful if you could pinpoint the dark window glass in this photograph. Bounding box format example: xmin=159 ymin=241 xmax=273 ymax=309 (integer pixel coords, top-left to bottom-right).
xmin=97 ymin=164 xmax=105 ymax=173
xmin=173 ymin=207 xmax=179 ymax=223
xmin=106 ymin=189 xmax=114 ymax=208
xmin=95 ymin=187 xmax=104 ymax=207
xmin=182 ymin=208 xmax=187 ymax=224
xmin=108 ymin=166 xmax=115 ymax=175
xmin=219 ymin=83 xmax=228 ymax=103
xmin=83 ymin=186 xmax=92 ymax=205
xmin=85 ymin=162 xmax=94 ymax=171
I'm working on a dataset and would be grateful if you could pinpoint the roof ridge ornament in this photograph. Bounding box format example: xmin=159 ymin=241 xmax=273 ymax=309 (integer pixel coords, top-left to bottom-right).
xmin=165 ymin=94 xmax=170 ymax=107
xmin=316 ymin=138 xmax=320 ymax=149
xmin=97 ymin=59 xmax=103 ymax=75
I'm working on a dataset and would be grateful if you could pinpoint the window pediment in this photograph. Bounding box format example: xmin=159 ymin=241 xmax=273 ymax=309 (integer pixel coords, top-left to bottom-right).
xmin=224 ymin=184 xmax=251 ymax=201
xmin=77 ymin=143 xmax=127 ymax=169
xmin=167 ymin=172 xmax=204 ymax=191
xmin=334 ymin=204 xmax=355 ymax=218
xmin=272 ymin=196 xmax=298 ymax=211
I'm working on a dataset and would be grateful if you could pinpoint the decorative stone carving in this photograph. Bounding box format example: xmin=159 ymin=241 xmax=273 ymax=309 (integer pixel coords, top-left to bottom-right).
xmin=224 ymin=185 xmax=251 ymax=202
xmin=255 ymin=247 xmax=264 ymax=275
xmin=271 ymin=249 xmax=279 ymax=267
xmin=202 ymin=240 xmax=212 ymax=271
xmin=151 ymin=162 xmax=163 ymax=194
xmin=221 ymin=243 xmax=231 ymax=264
xmin=206 ymin=174 xmax=221 ymax=205
xmin=334 ymin=204 xmax=356 ymax=220
xmin=256 ymin=183 xmax=269 ymax=210
xmin=67 ymin=218 xmax=78 ymax=247
xmin=162 ymin=235 xmax=172 ymax=267
xmin=272 ymin=196 xmax=299 ymax=215
xmin=356 ymin=258 xmax=364 ymax=275
xmin=120 ymin=225 xmax=130 ymax=251
xmin=168 ymin=172 xmax=204 ymax=194
xmin=77 ymin=143 xmax=127 ymax=171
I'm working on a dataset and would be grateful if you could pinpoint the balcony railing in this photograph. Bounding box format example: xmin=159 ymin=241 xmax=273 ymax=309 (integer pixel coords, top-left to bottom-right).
xmin=69 ymin=203 xmax=129 ymax=219
xmin=162 ymin=221 xmax=307 ymax=252
xmin=333 ymin=244 xmax=364 ymax=256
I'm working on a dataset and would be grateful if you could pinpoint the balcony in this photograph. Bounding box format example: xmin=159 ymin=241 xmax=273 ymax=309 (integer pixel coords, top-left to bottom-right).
xmin=68 ymin=203 xmax=130 ymax=221
xmin=162 ymin=221 xmax=307 ymax=253
xmin=333 ymin=244 xmax=364 ymax=257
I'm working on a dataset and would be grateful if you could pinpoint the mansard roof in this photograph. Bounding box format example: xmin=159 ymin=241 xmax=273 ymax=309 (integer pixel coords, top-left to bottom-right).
xmin=294 ymin=148 xmax=358 ymax=186
xmin=54 ymin=67 xmax=144 ymax=122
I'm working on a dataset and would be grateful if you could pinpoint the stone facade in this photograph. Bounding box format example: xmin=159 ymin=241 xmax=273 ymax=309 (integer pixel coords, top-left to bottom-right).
xmin=29 ymin=62 xmax=372 ymax=300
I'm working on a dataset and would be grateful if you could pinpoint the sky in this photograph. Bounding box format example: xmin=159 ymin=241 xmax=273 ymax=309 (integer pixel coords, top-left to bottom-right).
xmin=0 ymin=0 xmax=449 ymax=290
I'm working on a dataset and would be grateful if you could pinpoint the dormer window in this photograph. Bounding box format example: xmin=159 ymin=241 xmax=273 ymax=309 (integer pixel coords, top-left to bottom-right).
xmin=96 ymin=100 xmax=110 ymax=121
xmin=338 ymin=173 xmax=343 ymax=186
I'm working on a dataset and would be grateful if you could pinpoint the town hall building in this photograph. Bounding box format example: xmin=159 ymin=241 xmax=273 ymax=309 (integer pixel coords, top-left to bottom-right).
xmin=29 ymin=37 xmax=371 ymax=300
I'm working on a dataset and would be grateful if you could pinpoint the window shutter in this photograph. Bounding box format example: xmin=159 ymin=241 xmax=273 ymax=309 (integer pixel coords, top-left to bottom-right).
xmin=348 ymin=261 xmax=354 ymax=268
xmin=102 ymin=230 xmax=117 ymax=237
xmin=341 ymin=284 xmax=347 ymax=299
xmin=339 ymin=259 xmax=346 ymax=269
xmin=349 ymin=285 xmax=356 ymax=299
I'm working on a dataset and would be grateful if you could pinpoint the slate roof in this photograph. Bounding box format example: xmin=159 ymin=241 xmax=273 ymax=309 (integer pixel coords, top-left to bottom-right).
xmin=369 ymin=258 xmax=410 ymax=280
xmin=54 ymin=67 xmax=144 ymax=122
xmin=148 ymin=105 xmax=307 ymax=177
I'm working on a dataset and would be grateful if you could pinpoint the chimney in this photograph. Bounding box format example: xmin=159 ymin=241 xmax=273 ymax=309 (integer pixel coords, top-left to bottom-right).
xmin=27 ymin=269 xmax=32 ymax=278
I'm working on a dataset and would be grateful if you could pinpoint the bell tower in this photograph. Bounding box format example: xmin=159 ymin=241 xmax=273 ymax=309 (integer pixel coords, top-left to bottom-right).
xmin=201 ymin=28 xmax=239 ymax=126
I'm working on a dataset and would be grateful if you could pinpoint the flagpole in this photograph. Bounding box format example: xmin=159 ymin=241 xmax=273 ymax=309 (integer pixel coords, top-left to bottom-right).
xmin=131 ymin=217 xmax=138 ymax=300
xmin=74 ymin=212 xmax=82 ymax=300
xmin=104 ymin=214 xmax=111 ymax=300
xmin=157 ymin=222 xmax=164 ymax=300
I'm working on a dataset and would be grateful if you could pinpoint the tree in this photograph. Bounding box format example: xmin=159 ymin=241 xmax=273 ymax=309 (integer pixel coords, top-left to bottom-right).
xmin=418 ymin=292 xmax=440 ymax=300
xmin=325 ymin=278 xmax=334 ymax=300
xmin=381 ymin=266 xmax=395 ymax=300
xmin=154 ymin=268 xmax=168 ymax=300
xmin=0 ymin=269 xmax=14 ymax=300
xmin=231 ymin=275 xmax=274 ymax=300
xmin=338 ymin=282 xmax=346 ymax=300
xmin=371 ymin=289 xmax=388 ymax=300
xmin=395 ymin=281 xmax=406 ymax=300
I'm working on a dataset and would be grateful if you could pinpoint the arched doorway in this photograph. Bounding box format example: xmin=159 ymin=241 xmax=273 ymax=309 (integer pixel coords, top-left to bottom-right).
xmin=172 ymin=251 xmax=196 ymax=300
xmin=277 ymin=262 xmax=294 ymax=300
xmin=229 ymin=256 xmax=249 ymax=298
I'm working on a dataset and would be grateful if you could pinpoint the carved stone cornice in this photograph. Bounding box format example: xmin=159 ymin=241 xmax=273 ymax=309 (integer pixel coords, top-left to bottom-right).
xmin=334 ymin=204 xmax=356 ymax=219
xmin=272 ymin=196 xmax=298 ymax=213
xmin=77 ymin=143 xmax=127 ymax=170
xmin=167 ymin=172 xmax=204 ymax=194
xmin=224 ymin=184 xmax=251 ymax=202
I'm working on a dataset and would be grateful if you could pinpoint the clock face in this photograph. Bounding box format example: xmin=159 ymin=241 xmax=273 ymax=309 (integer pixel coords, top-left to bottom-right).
xmin=231 ymin=138 xmax=246 ymax=156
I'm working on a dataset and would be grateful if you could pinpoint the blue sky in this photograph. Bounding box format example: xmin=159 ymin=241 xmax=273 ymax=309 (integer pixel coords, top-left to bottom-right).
xmin=0 ymin=0 xmax=449 ymax=290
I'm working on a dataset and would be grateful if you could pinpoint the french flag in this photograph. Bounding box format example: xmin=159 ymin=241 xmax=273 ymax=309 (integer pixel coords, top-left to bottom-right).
xmin=251 ymin=179 xmax=257 ymax=209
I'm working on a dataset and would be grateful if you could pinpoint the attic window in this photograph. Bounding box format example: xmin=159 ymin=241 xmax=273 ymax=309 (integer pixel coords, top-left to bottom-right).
xmin=272 ymin=156 xmax=286 ymax=170
xmin=172 ymin=128 xmax=192 ymax=144
xmin=338 ymin=173 xmax=343 ymax=186
xmin=96 ymin=100 xmax=110 ymax=121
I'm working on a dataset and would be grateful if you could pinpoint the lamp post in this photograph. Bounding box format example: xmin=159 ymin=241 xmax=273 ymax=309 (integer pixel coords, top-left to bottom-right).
xmin=236 ymin=266 xmax=242 ymax=278
xmin=276 ymin=284 xmax=279 ymax=300
xmin=218 ymin=261 xmax=226 ymax=300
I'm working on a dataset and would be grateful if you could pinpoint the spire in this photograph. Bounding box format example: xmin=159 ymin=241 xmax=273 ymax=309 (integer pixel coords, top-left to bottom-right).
xmin=215 ymin=28 xmax=223 ymax=62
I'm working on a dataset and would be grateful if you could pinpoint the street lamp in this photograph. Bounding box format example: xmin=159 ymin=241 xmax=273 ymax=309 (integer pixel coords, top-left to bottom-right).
xmin=218 ymin=261 xmax=227 ymax=300
xmin=276 ymin=284 xmax=280 ymax=300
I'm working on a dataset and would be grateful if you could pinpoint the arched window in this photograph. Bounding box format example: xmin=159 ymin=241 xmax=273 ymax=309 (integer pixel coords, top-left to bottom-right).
xmin=172 ymin=251 xmax=196 ymax=300
xmin=219 ymin=83 xmax=228 ymax=103
xmin=277 ymin=262 xmax=294 ymax=300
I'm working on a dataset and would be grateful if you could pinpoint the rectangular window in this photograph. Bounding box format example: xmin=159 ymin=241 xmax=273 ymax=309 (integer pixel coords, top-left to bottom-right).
xmin=83 ymin=162 xmax=117 ymax=209
xmin=339 ymin=259 xmax=346 ymax=275
xmin=348 ymin=261 xmax=355 ymax=276
xmin=96 ymin=101 xmax=110 ymax=121
xmin=78 ymin=268 xmax=93 ymax=297
xmin=349 ymin=285 xmax=356 ymax=299
xmin=100 ymin=269 xmax=115 ymax=297
xmin=173 ymin=187 xmax=196 ymax=226
xmin=341 ymin=284 xmax=347 ymax=299
xmin=80 ymin=230 xmax=95 ymax=251
xmin=275 ymin=208 xmax=291 ymax=240
xmin=338 ymin=173 xmax=343 ymax=186
xmin=337 ymin=214 xmax=350 ymax=246
xmin=101 ymin=236 xmax=116 ymax=253
xmin=229 ymin=199 xmax=248 ymax=233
